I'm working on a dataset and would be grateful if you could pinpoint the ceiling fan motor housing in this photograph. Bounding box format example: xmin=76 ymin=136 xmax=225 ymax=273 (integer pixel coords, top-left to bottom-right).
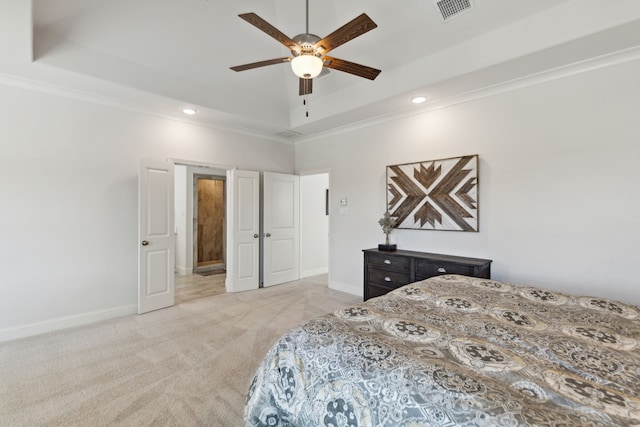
xmin=292 ymin=33 xmax=323 ymax=56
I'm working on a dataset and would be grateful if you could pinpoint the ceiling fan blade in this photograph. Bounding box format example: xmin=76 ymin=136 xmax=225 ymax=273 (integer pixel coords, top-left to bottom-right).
xmin=230 ymin=57 xmax=291 ymax=72
xmin=299 ymin=78 xmax=313 ymax=96
xmin=238 ymin=13 xmax=300 ymax=51
xmin=314 ymin=13 xmax=377 ymax=54
xmin=323 ymin=56 xmax=381 ymax=80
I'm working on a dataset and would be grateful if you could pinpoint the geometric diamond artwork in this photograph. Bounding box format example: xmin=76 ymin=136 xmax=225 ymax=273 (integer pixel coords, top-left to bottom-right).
xmin=386 ymin=155 xmax=479 ymax=231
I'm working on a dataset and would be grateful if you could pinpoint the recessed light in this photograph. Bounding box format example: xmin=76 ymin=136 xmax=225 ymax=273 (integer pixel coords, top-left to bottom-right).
xmin=182 ymin=108 xmax=197 ymax=115
xmin=411 ymin=96 xmax=427 ymax=104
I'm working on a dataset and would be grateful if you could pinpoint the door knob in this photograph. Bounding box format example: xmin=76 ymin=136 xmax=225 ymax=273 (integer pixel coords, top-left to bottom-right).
xmin=265 ymin=233 xmax=271 ymax=237
xmin=253 ymin=234 xmax=259 ymax=238
xmin=141 ymin=240 xmax=149 ymax=246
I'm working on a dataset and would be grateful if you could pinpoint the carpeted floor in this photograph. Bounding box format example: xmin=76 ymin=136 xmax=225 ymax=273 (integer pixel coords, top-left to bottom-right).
xmin=0 ymin=275 xmax=361 ymax=426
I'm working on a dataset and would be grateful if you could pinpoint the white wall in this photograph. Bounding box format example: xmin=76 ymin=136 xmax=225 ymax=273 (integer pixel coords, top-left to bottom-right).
xmin=300 ymin=173 xmax=329 ymax=277
xmin=296 ymin=58 xmax=640 ymax=305
xmin=0 ymin=82 xmax=294 ymax=340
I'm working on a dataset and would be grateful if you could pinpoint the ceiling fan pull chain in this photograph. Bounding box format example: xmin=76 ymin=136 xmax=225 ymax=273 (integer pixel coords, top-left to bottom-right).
xmin=304 ymin=96 xmax=309 ymax=117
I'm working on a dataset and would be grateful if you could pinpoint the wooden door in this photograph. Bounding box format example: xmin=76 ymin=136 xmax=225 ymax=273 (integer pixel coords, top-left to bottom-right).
xmin=196 ymin=178 xmax=224 ymax=267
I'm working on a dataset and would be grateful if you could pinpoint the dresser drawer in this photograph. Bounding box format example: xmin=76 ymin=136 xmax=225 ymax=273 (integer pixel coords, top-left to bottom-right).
xmin=367 ymin=284 xmax=400 ymax=300
xmin=415 ymin=259 xmax=473 ymax=280
xmin=363 ymin=248 xmax=492 ymax=301
xmin=366 ymin=253 xmax=411 ymax=272
xmin=367 ymin=267 xmax=411 ymax=289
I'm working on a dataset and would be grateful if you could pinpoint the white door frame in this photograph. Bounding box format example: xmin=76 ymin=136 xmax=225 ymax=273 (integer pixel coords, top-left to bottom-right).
xmin=170 ymin=160 xmax=261 ymax=294
xmin=173 ymin=160 xmax=232 ymax=276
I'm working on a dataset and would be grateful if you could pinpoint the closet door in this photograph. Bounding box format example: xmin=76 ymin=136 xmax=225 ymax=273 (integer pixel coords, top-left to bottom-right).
xmin=225 ymin=169 xmax=260 ymax=292
xmin=263 ymin=172 xmax=300 ymax=287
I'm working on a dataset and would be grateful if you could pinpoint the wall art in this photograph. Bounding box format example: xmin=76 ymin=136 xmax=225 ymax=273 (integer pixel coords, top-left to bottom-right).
xmin=386 ymin=155 xmax=478 ymax=231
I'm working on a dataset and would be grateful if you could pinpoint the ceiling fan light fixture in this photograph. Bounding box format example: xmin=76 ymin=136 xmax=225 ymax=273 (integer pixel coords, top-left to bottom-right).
xmin=291 ymin=54 xmax=323 ymax=79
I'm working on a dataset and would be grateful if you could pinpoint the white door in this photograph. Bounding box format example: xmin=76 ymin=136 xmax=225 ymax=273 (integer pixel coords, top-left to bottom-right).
xmin=226 ymin=169 xmax=260 ymax=292
xmin=263 ymin=172 xmax=300 ymax=287
xmin=138 ymin=159 xmax=175 ymax=314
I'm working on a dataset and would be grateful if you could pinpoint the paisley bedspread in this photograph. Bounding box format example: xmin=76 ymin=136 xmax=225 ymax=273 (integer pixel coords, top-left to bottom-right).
xmin=244 ymin=275 xmax=640 ymax=426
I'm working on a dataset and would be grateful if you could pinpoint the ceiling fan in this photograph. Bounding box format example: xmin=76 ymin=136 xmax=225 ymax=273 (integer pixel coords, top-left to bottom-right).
xmin=230 ymin=0 xmax=381 ymax=96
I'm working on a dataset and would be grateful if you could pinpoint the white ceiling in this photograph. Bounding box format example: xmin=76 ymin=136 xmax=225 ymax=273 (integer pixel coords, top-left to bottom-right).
xmin=30 ymin=0 xmax=640 ymax=141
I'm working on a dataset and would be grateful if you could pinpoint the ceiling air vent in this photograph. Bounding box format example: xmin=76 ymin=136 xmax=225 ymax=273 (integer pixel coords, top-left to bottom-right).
xmin=275 ymin=129 xmax=303 ymax=139
xmin=317 ymin=67 xmax=333 ymax=79
xmin=434 ymin=0 xmax=474 ymax=22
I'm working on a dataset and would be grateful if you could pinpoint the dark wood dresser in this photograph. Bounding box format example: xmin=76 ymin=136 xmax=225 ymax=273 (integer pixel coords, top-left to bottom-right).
xmin=363 ymin=248 xmax=492 ymax=300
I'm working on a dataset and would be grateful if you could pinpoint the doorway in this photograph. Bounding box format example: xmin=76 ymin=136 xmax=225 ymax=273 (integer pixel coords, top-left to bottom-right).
xmin=173 ymin=164 xmax=228 ymax=304
xmin=299 ymin=172 xmax=329 ymax=278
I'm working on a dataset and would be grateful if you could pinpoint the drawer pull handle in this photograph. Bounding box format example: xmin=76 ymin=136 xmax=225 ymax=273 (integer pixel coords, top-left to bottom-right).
xmin=384 ymin=259 xmax=391 ymax=264
xmin=437 ymin=267 xmax=447 ymax=273
xmin=384 ymin=277 xmax=392 ymax=282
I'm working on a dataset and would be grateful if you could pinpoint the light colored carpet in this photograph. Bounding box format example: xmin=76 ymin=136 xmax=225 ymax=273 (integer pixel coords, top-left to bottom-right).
xmin=0 ymin=275 xmax=361 ymax=426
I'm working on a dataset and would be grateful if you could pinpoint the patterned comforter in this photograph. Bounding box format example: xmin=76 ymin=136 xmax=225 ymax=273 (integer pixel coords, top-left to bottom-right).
xmin=244 ymin=275 xmax=640 ymax=426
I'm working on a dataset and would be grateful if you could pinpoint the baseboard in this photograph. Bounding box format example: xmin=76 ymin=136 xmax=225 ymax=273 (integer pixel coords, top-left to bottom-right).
xmin=0 ymin=304 xmax=137 ymax=343
xmin=300 ymin=267 xmax=328 ymax=278
xmin=329 ymin=280 xmax=362 ymax=298
xmin=175 ymin=266 xmax=193 ymax=275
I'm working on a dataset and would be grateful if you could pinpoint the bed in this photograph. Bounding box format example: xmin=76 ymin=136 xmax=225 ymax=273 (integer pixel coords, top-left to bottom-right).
xmin=244 ymin=275 xmax=640 ymax=426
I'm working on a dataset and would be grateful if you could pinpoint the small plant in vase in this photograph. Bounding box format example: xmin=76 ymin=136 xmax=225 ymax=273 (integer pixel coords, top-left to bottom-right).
xmin=378 ymin=211 xmax=397 ymax=251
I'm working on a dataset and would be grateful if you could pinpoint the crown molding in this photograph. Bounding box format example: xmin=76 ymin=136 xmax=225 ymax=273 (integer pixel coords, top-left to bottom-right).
xmin=3 ymin=42 xmax=640 ymax=147
xmin=0 ymin=72 xmax=294 ymax=145
xmin=294 ymin=45 xmax=640 ymax=145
